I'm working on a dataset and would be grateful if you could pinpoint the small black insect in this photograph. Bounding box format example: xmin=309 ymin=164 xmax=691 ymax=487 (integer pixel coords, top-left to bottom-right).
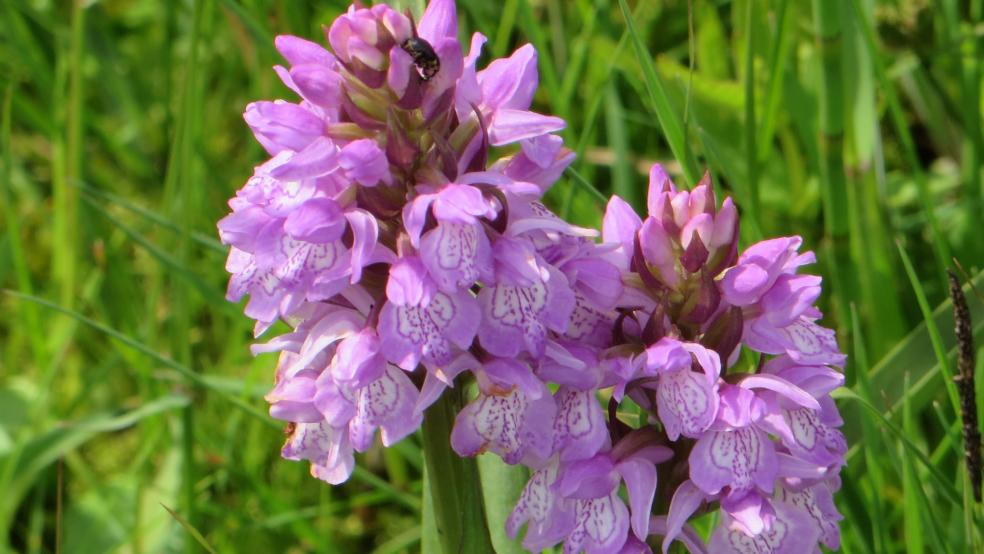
xmin=401 ymin=36 xmax=440 ymax=81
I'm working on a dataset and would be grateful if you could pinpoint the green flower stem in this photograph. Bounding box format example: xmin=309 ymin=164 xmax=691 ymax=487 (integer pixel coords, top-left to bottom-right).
xmin=421 ymin=386 xmax=495 ymax=554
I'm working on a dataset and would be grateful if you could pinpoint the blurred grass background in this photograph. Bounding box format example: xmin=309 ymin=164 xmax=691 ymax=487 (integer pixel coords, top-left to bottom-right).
xmin=1 ymin=0 xmax=983 ymax=552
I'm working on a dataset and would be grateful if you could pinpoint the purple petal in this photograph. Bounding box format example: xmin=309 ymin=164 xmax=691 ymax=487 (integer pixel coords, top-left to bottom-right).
xmin=403 ymin=193 xmax=437 ymax=247
xmin=420 ymin=222 xmax=493 ymax=292
xmin=689 ymin=427 xmax=778 ymax=496
xmin=776 ymin=483 xmax=842 ymax=550
xmin=433 ymin=183 xmax=496 ymax=223
xmin=478 ymin=265 xmax=575 ymax=358
xmin=344 ymin=209 xmax=378 ymax=283
xmin=385 ymin=256 xmax=436 ymax=307
xmin=502 ymin=136 xmax=575 ymax=191
xmin=339 ymin=139 xmax=391 ymax=186
xmin=422 ymin=38 xmax=465 ymax=108
xmin=520 ymin=133 xmax=564 ymax=168
xmin=244 ymin=101 xmax=324 ymax=155
xmin=603 ymin=196 xmax=643 ymax=268
xmin=379 ymin=290 xmax=480 ymax=369
xmin=661 ymin=480 xmax=705 ymax=554
xmin=454 ymin=33 xmax=487 ymax=117
xmin=450 ymin=387 xmax=556 ymax=464
xmin=758 ymin=274 xmax=822 ymax=327
xmin=482 ymin=358 xmax=547 ymax=399
xmin=269 ymin=136 xmax=340 ymax=180
xmin=645 ymin=337 xmax=691 ymax=373
xmin=478 ymin=43 xmax=538 ymax=110
xmin=566 ymin=493 xmax=631 ymax=554
xmin=266 ymin=372 xmax=321 ymax=422
xmin=564 ymin=256 xmax=624 ymax=309
xmin=552 ymin=388 xmax=608 ymax=461
xmin=739 ymin=374 xmax=820 ymax=411
xmin=349 ymin=365 xmax=422 ymax=450
xmin=388 ymin=47 xmax=413 ymax=98
xmin=779 ymin=318 xmax=846 ymax=366
xmin=615 ymin=457 xmax=658 ymax=540
xmin=218 ymin=206 xmax=271 ymax=249
xmin=274 ymin=35 xmax=335 ymax=66
xmin=719 ymin=263 xmax=772 ymax=306
xmin=492 ymin=235 xmax=547 ymax=287
xmin=489 ymin=109 xmax=566 ymax=146
xmin=646 ymin=164 xmax=676 ymax=215
xmin=413 ymin=353 xmax=478 ymax=416
xmin=507 ymin=465 xmax=575 ymax=551
xmin=418 ymin=0 xmax=458 ymax=42
xmin=283 ymin=198 xmax=345 ymax=243
xmin=720 ymin=491 xmax=775 ymax=536
xmin=715 ymin=385 xmax=765 ymax=429
xmin=563 ymin=293 xmax=616 ymax=347
xmin=289 ymin=64 xmax=343 ymax=109
xmin=558 ymin=455 xmax=619 ymax=499
xmin=332 ymin=329 xmax=385 ymax=387
xmin=707 ymin=498 xmax=821 ymax=554
xmin=281 ymin=421 xmax=354 ymax=485
xmin=656 ymin=367 xmax=719 ymax=440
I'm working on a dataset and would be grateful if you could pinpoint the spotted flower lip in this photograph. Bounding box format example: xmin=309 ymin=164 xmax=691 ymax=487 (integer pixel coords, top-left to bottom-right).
xmin=220 ymin=1 xmax=846 ymax=552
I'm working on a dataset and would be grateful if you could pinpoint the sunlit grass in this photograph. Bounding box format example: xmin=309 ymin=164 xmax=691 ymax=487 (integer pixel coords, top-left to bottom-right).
xmin=1 ymin=0 xmax=982 ymax=552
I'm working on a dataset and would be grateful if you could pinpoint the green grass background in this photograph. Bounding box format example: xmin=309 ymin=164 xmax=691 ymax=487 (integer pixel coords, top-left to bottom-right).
xmin=1 ymin=0 xmax=983 ymax=552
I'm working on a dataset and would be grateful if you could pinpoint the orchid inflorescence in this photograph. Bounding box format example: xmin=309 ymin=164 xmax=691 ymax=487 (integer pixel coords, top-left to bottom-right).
xmin=217 ymin=1 xmax=847 ymax=552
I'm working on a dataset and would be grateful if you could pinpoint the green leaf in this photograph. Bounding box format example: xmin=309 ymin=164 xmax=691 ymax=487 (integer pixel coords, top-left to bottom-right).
xmin=161 ymin=503 xmax=220 ymax=554
xmin=617 ymin=0 xmax=699 ymax=185
xmin=478 ymin=454 xmax=528 ymax=554
xmin=420 ymin=388 xmax=494 ymax=554
xmin=0 ymin=395 xmax=189 ymax=531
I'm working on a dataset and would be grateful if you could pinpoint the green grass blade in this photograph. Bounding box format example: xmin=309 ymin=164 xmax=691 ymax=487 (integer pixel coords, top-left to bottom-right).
xmin=848 ymin=304 xmax=888 ymax=553
xmin=0 ymin=395 xmax=190 ymax=533
xmin=478 ymin=454 xmax=527 ymax=554
xmin=742 ymin=0 xmax=759 ymax=218
xmin=161 ymin=503 xmax=219 ymax=554
xmin=836 ymin=387 xmax=962 ymax=507
xmin=2 ymin=290 xmax=270 ymax=423
xmin=617 ymin=0 xmax=699 ymax=185
xmin=901 ymin=373 xmax=926 ymax=553
xmin=1 ymin=82 xmax=47 ymax=368
xmin=756 ymin=0 xmax=791 ymax=161
xmin=605 ymin=81 xmax=635 ymax=205
xmin=897 ymin=242 xmax=962 ymax=416
xmin=78 ymin=183 xmax=225 ymax=253
xmin=564 ymin=167 xmax=609 ymax=206
xmin=842 ymin=267 xmax=984 ymax=443
xmin=846 ymin=0 xmax=951 ymax=291
xmin=80 ymin=196 xmax=236 ymax=315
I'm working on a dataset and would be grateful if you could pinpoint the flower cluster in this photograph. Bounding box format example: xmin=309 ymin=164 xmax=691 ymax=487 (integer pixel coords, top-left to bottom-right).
xmin=218 ymin=1 xmax=847 ymax=552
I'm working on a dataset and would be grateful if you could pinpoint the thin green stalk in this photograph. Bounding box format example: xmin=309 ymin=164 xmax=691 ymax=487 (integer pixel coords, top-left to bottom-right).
xmin=420 ymin=388 xmax=494 ymax=554
xmin=51 ymin=0 xmax=86 ymax=309
xmin=896 ymin=242 xmax=962 ymax=418
xmin=478 ymin=454 xmax=527 ymax=554
xmin=848 ymin=0 xmax=951 ymax=292
xmin=565 ymin=167 xmax=609 ymax=206
xmin=618 ymin=0 xmax=700 ymax=185
xmin=1 ymin=83 xmax=46 ymax=367
xmin=492 ymin=0 xmax=520 ymax=59
xmin=812 ymin=0 xmax=853 ymax=329
xmin=163 ymin=1 xmax=211 ymax=543
xmin=900 ymin=373 xmax=925 ymax=554
xmin=605 ymin=81 xmax=634 ymax=205
xmin=743 ymin=0 xmax=759 ymax=221
xmin=849 ymin=305 xmax=888 ymax=553
xmin=944 ymin=0 xmax=983 ymax=212
xmin=757 ymin=0 xmax=791 ymax=161
xmin=517 ymin=0 xmax=560 ymax=106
